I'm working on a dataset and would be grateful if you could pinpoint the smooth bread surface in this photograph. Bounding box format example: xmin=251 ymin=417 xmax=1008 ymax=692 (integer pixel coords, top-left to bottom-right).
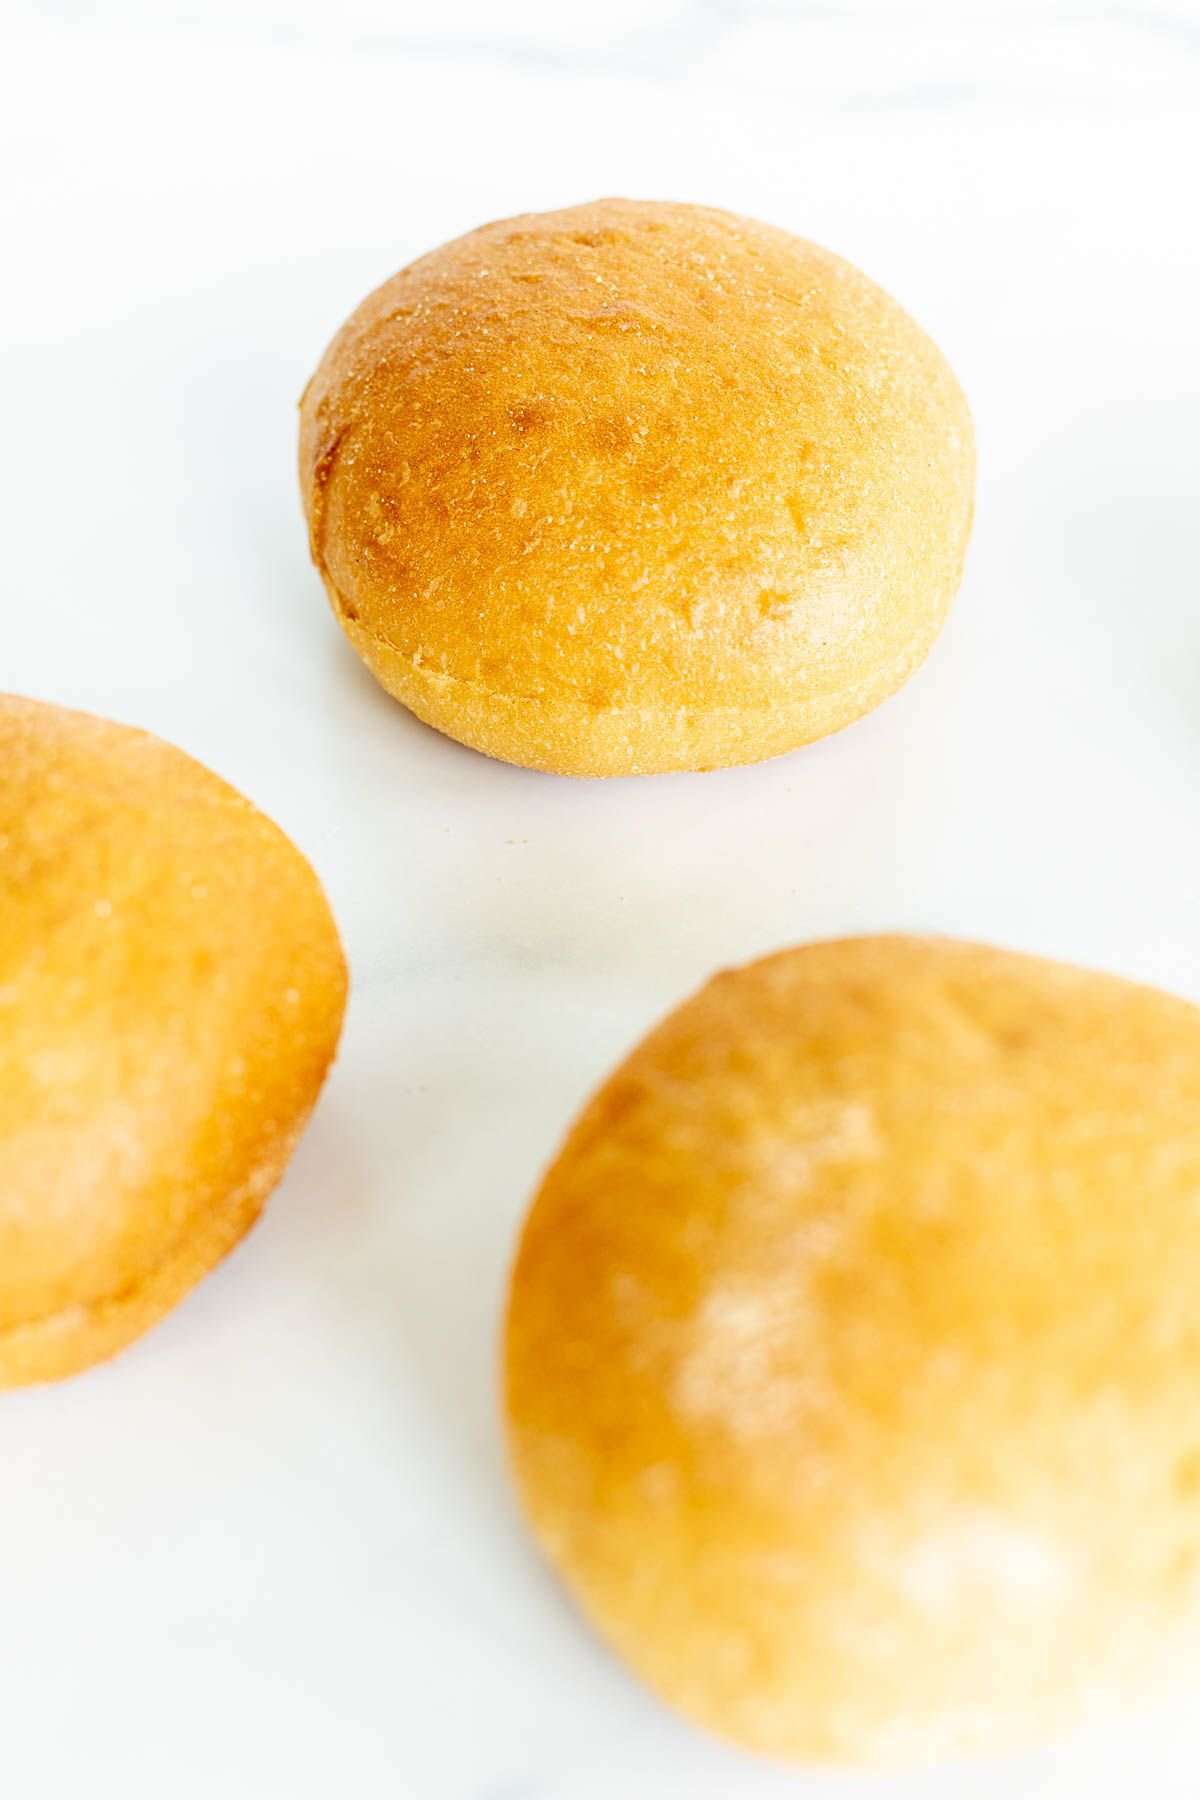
xmin=301 ymin=199 xmax=974 ymax=775
xmin=0 ymin=695 xmax=347 ymax=1385
xmin=505 ymin=936 xmax=1200 ymax=1762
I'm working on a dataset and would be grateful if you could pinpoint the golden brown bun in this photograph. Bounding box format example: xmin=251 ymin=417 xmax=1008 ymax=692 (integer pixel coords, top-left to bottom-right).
xmin=0 ymin=695 xmax=347 ymax=1386
xmin=504 ymin=936 xmax=1200 ymax=1763
xmin=300 ymin=199 xmax=973 ymax=776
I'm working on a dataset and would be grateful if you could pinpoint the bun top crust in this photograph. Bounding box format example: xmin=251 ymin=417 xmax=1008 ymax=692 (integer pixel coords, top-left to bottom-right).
xmin=301 ymin=199 xmax=973 ymax=775
xmin=505 ymin=936 xmax=1200 ymax=1762
xmin=0 ymin=695 xmax=346 ymax=1339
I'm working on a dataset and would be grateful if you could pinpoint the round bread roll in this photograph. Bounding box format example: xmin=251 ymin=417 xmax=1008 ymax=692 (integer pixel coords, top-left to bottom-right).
xmin=0 ymin=695 xmax=347 ymax=1387
xmin=504 ymin=936 xmax=1200 ymax=1763
xmin=301 ymin=199 xmax=973 ymax=776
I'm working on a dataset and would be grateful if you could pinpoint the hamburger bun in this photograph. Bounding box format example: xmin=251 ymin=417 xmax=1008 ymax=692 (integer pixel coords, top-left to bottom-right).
xmin=0 ymin=695 xmax=347 ymax=1386
xmin=504 ymin=936 xmax=1200 ymax=1762
xmin=301 ymin=199 xmax=973 ymax=776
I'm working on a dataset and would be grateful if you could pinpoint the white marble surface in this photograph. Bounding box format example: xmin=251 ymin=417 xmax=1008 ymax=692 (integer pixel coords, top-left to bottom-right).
xmin=2 ymin=2 xmax=1199 ymax=1795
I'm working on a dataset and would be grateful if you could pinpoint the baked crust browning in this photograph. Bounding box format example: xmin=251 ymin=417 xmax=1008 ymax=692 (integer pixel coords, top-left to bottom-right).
xmin=505 ymin=936 xmax=1200 ymax=1762
xmin=0 ymin=695 xmax=348 ymax=1385
xmin=301 ymin=199 xmax=974 ymax=775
